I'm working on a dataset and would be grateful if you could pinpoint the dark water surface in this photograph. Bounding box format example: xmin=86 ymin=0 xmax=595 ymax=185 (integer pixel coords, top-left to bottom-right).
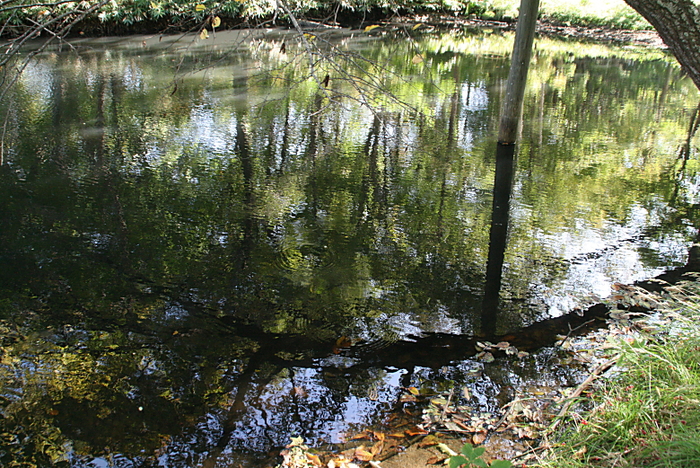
xmin=1 ymin=29 xmax=699 ymax=466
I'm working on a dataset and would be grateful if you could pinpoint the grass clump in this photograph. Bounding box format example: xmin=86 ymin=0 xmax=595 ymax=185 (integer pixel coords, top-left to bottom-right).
xmin=537 ymin=279 xmax=700 ymax=468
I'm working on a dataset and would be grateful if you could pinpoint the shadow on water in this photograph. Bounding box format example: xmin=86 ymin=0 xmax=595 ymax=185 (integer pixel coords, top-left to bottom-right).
xmin=1 ymin=31 xmax=700 ymax=466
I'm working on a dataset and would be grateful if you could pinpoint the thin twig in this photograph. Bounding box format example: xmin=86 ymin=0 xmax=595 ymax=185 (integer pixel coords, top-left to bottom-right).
xmin=550 ymin=355 xmax=620 ymax=431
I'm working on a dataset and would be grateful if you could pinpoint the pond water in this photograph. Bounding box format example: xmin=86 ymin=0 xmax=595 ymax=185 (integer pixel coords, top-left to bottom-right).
xmin=1 ymin=28 xmax=699 ymax=466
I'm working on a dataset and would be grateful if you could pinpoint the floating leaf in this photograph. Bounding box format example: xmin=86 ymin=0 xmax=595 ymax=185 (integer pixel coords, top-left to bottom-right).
xmin=199 ymin=28 xmax=209 ymax=40
xmin=408 ymin=386 xmax=420 ymax=395
xmin=495 ymin=341 xmax=510 ymax=349
xmin=476 ymin=351 xmax=494 ymax=363
xmin=430 ymin=397 xmax=448 ymax=406
xmin=211 ymin=16 xmax=221 ymax=28
xmin=411 ymin=54 xmax=424 ymax=64
xmin=335 ymin=336 xmax=352 ymax=348
xmin=195 ymin=3 xmax=206 ymax=11
xmin=364 ymin=24 xmax=380 ymax=32
xmin=412 ymin=22 xmax=423 ymax=30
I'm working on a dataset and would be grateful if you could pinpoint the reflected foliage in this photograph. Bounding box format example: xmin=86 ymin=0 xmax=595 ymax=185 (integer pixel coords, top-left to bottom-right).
xmin=0 ymin=31 xmax=699 ymax=466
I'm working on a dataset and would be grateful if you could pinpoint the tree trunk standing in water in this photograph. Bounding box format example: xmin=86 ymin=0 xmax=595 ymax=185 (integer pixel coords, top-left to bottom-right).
xmin=481 ymin=0 xmax=540 ymax=335
xmin=624 ymin=0 xmax=700 ymax=90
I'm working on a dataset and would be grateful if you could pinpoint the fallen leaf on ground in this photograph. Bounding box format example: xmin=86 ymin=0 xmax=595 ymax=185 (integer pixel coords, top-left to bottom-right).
xmin=472 ymin=431 xmax=487 ymax=445
xmin=354 ymin=446 xmax=374 ymax=462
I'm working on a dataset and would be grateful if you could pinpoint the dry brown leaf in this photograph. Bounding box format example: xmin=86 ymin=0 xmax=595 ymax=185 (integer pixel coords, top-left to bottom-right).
xmin=417 ymin=435 xmax=439 ymax=447
xmin=472 ymin=431 xmax=487 ymax=445
xmin=370 ymin=441 xmax=384 ymax=456
xmin=354 ymin=445 xmax=374 ymax=462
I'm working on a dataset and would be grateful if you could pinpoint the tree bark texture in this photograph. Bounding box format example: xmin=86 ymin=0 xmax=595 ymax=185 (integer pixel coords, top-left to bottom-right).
xmin=498 ymin=0 xmax=540 ymax=144
xmin=625 ymin=0 xmax=700 ymax=90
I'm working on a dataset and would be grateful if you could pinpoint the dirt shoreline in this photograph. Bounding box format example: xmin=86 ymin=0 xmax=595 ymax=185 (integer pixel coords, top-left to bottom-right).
xmin=383 ymin=14 xmax=664 ymax=48
xmin=20 ymin=12 xmax=665 ymax=50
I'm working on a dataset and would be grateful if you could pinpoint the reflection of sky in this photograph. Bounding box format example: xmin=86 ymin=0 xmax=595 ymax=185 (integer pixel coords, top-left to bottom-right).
xmin=20 ymin=61 xmax=54 ymax=105
xmin=518 ymin=202 xmax=690 ymax=316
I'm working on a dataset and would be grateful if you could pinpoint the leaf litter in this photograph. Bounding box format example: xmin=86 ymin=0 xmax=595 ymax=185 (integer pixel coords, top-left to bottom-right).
xmin=275 ymin=284 xmax=676 ymax=467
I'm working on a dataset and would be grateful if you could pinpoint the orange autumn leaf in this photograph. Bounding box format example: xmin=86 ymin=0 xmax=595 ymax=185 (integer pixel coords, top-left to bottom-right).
xmin=333 ymin=336 xmax=352 ymax=353
xmin=406 ymin=427 xmax=429 ymax=436
xmin=407 ymin=386 xmax=420 ymax=395
xmin=306 ymin=453 xmax=323 ymax=467
xmin=372 ymin=431 xmax=386 ymax=441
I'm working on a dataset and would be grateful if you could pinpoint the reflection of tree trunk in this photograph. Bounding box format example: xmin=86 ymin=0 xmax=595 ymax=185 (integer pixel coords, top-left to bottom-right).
xmin=278 ymin=101 xmax=291 ymax=174
xmin=678 ymin=99 xmax=700 ymax=164
xmin=200 ymin=352 xmax=281 ymax=468
xmin=356 ymin=114 xmax=382 ymax=225
xmin=306 ymin=93 xmax=324 ymax=217
xmin=480 ymin=144 xmax=516 ymax=336
xmin=655 ymin=65 xmax=673 ymax=121
xmin=481 ymin=0 xmax=538 ymax=336
xmin=437 ymin=88 xmax=461 ymax=239
xmin=672 ymin=99 xmax=700 ymax=203
xmin=236 ymin=117 xmax=256 ymax=272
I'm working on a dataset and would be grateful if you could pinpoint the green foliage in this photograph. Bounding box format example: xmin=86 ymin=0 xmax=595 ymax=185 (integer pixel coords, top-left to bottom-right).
xmin=449 ymin=443 xmax=512 ymax=468
xmin=538 ymin=280 xmax=700 ymax=468
xmin=0 ymin=0 xmax=650 ymax=36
